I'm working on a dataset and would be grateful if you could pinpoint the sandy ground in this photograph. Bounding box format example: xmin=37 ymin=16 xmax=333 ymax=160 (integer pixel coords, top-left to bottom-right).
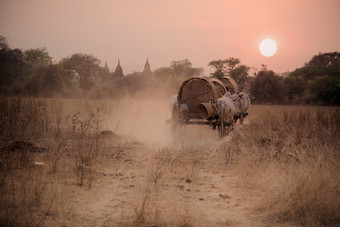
xmin=36 ymin=98 xmax=266 ymax=226
xmin=44 ymin=134 xmax=259 ymax=226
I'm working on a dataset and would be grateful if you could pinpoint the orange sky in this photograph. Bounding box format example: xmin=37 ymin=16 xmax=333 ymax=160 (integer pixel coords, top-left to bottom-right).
xmin=1 ymin=0 xmax=339 ymax=75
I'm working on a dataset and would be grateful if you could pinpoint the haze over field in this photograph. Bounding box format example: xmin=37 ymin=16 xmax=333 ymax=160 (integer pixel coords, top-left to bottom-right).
xmin=1 ymin=1 xmax=340 ymax=224
xmin=1 ymin=0 xmax=340 ymax=74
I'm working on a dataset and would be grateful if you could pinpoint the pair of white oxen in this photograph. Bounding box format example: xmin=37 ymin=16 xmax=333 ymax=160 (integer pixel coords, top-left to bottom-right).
xmin=216 ymin=90 xmax=251 ymax=126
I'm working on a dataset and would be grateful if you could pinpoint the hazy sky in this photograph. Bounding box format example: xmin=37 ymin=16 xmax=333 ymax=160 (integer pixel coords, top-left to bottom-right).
xmin=1 ymin=0 xmax=339 ymax=75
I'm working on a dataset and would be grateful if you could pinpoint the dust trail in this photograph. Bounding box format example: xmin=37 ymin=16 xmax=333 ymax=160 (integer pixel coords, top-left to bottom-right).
xmin=43 ymin=97 xmax=227 ymax=148
xmin=102 ymin=98 xmax=224 ymax=148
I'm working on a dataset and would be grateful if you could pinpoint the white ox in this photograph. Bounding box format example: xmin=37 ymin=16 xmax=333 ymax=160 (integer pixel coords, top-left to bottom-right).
xmin=230 ymin=90 xmax=251 ymax=124
xmin=239 ymin=90 xmax=251 ymax=115
xmin=217 ymin=92 xmax=236 ymax=127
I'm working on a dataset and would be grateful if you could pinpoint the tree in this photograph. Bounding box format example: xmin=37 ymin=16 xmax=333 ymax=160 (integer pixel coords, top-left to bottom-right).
xmin=171 ymin=59 xmax=191 ymax=77
xmin=23 ymin=47 xmax=52 ymax=67
xmin=0 ymin=36 xmax=26 ymax=93
xmin=189 ymin=67 xmax=204 ymax=77
xmin=229 ymin=64 xmax=250 ymax=87
xmin=61 ymin=54 xmax=101 ymax=94
xmin=308 ymin=75 xmax=340 ymax=105
xmin=153 ymin=66 xmax=175 ymax=78
xmin=306 ymin=52 xmax=340 ymax=69
xmin=208 ymin=57 xmax=250 ymax=88
xmin=25 ymin=64 xmax=72 ymax=97
xmin=169 ymin=59 xmax=203 ymax=78
xmin=250 ymin=70 xmax=285 ymax=104
xmin=225 ymin=57 xmax=240 ymax=71
xmin=284 ymin=76 xmax=305 ymax=102
xmin=289 ymin=65 xmax=340 ymax=82
xmin=208 ymin=59 xmax=227 ymax=79
xmin=288 ymin=52 xmax=340 ymax=105
xmin=0 ymin=36 xmax=9 ymax=50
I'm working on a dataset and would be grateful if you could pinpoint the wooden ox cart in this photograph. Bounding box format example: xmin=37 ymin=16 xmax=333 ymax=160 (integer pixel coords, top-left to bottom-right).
xmin=170 ymin=77 xmax=236 ymax=137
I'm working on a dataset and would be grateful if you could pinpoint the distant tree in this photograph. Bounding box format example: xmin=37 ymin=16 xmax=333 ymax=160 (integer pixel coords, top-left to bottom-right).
xmin=284 ymin=76 xmax=305 ymax=102
xmin=208 ymin=59 xmax=227 ymax=79
xmin=288 ymin=52 xmax=340 ymax=105
xmin=170 ymin=59 xmax=191 ymax=77
xmin=170 ymin=59 xmax=203 ymax=78
xmin=0 ymin=37 xmax=26 ymax=93
xmin=306 ymin=52 xmax=340 ymax=69
xmin=208 ymin=57 xmax=250 ymax=88
xmin=25 ymin=64 xmax=72 ymax=97
xmin=308 ymin=75 xmax=340 ymax=105
xmin=153 ymin=66 xmax=175 ymax=78
xmin=229 ymin=64 xmax=250 ymax=88
xmin=289 ymin=65 xmax=340 ymax=82
xmin=23 ymin=47 xmax=52 ymax=67
xmin=0 ymin=36 xmax=9 ymax=50
xmin=61 ymin=53 xmax=101 ymax=94
xmin=225 ymin=57 xmax=240 ymax=71
xmin=250 ymin=70 xmax=285 ymax=104
xmin=187 ymin=67 xmax=204 ymax=77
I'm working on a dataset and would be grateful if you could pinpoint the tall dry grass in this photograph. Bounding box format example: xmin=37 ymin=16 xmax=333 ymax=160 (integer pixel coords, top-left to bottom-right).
xmin=0 ymin=97 xmax=50 ymax=141
xmin=0 ymin=97 xmax=106 ymax=226
xmin=223 ymin=105 xmax=340 ymax=225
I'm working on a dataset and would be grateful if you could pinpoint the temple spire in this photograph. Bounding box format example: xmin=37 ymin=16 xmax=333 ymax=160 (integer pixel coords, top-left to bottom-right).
xmin=143 ymin=57 xmax=152 ymax=76
xmin=113 ymin=59 xmax=124 ymax=78
xmin=104 ymin=61 xmax=109 ymax=73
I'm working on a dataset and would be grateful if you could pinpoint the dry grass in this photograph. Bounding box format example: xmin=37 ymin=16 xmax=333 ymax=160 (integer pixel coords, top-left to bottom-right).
xmin=0 ymin=97 xmax=105 ymax=226
xmin=224 ymin=105 xmax=340 ymax=226
xmin=132 ymin=146 xmax=199 ymax=226
xmin=1 ymin=97 xmax=339 ymax=226
xmin=66 ymin=109 xmax=103 ymax=187
xmin=0 ymin=97 xmax=50 ymax=226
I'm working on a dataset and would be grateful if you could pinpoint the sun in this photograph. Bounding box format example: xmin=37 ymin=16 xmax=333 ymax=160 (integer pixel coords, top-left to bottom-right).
xmin=259 ymin=38 xmax=277 ymax=57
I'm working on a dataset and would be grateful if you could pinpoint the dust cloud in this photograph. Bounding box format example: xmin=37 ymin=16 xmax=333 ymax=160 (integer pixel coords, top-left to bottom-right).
xmin=102 ymin=97 xmax=223 ymax=147
xmin=45 ymin=89 xmax=223 ymax=148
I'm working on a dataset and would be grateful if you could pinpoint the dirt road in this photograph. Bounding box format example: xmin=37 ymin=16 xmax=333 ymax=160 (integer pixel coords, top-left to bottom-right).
xmin=44 ymin=122 xmax=264 ymax=226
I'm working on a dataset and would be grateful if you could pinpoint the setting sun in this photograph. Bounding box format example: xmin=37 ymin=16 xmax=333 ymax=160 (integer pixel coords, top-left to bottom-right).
xmin=259 ymin=38 xmax=277 ymax=57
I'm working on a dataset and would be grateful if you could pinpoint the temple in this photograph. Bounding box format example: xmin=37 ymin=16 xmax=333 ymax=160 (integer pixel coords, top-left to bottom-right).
xmin=111 ymin=58 xmax=153 ymax=78
xmin=103 ymin=61 xmax=110 ymax=74
xmin=113 ymin=59 xmax=124 ymax=78
xmin=142 ymin=58 xmax=153 ymax=76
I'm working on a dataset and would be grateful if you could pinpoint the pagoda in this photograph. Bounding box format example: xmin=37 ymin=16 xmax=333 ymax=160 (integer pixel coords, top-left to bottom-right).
xmin=142 ymin=58 xmax=153 ymax=76
xmin=103 ymin=61 xmax=110 ymax=74
xmin=113 ymin=59 xmax=124 ymax=78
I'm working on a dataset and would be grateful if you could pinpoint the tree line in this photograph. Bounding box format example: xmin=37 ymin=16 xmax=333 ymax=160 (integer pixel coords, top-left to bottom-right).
xmin=208 ymin=54 xmax=339 ymax=105
xmin=249 ymin=53 xmax=340 ymax=105
xmin=0 ymin=36 xmax=339 ymax=105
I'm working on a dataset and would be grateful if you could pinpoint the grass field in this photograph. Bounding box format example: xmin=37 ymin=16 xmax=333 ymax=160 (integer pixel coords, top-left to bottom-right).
xmin=0 ymin=97 xmax=339 ymax=226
